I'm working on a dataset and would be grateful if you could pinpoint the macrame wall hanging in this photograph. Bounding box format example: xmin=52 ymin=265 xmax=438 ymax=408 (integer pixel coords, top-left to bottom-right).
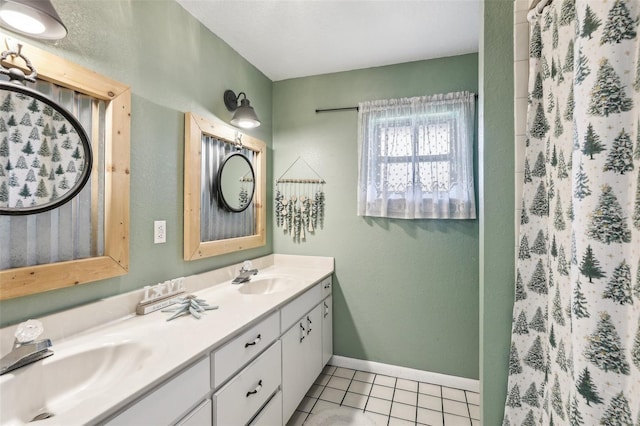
xmin=275 ymin=157 xmax=325 ymax=242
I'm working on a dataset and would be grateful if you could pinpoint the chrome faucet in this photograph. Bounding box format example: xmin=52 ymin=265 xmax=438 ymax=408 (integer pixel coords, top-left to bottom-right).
xmin=0 ymin=320 xmax=53 ymax=376
xmin=232 ymin=260 xmax=258 ymax=284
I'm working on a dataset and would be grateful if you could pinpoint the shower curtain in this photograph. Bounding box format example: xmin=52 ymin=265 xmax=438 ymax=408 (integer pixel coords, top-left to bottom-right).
xmin=504 ymin=0 xmax=640 ymax=424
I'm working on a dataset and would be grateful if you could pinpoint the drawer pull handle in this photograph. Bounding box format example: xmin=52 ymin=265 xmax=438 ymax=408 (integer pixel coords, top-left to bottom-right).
xmin=324 ymin=283 xmax=331 ymax=289
xmin=245 ymin=334 xmax=261 ymax=348
xmin=300 ymin=323 xmax=306 ymax=342
xmin=246 ymin=380 xmax=263 ymax=397
xmin=324 ymin=302 xmax=329 ymax=318
xmin=307 ymin=316 xmax=312 ymax=334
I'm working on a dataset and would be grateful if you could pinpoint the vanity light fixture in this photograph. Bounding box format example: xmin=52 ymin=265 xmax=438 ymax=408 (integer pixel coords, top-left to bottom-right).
xmin=223 ymin=89 xmax=261 ymax=129
xmin=0 ymin=0 xmax=67 ymax=40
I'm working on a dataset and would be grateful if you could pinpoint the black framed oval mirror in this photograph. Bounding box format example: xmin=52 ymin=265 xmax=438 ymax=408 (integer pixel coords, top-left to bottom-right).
xmin=217 ymin=152 xmax=255 ymax=213
xmin=0 ymin=82 xmax=93 ymax=215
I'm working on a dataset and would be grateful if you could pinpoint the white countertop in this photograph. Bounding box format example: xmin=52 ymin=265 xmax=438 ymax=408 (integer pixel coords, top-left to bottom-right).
xmin=0 ymin=254 xmax=334 ymax=425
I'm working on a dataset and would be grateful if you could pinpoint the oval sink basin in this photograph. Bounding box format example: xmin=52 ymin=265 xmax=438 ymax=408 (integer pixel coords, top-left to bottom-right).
xmin=0 ymin=339 xmax=152 ymax=425
xmin=238 ymin=277 xmax=297 ymax=295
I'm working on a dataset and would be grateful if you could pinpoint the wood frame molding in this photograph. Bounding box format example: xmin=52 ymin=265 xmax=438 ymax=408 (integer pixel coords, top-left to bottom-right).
xmin=0 ymin=37 xmax=131 ymax=300
xmin=184 ymin=112 xmax=266 ymax=260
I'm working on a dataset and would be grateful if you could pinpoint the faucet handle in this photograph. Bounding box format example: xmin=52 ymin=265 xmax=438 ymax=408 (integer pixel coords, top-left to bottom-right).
xmin=15 ymin=319 xmax=44 ymax=344
xmin=241 ymin=260 xmax=254 ymax=272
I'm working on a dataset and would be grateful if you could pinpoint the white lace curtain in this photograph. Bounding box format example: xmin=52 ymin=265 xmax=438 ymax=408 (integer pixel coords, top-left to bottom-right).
xmin=356 ymin=92 xmax=476 ymax=219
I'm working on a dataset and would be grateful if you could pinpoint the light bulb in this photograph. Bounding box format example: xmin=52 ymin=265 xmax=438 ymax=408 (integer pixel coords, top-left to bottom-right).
xmin=0 ymin=10 xmax=45 ymax=34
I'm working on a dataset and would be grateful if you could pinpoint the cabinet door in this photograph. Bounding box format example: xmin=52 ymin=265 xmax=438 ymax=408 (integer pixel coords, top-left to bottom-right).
xmin=321 ymin=296 xmax=333 ymax=367
xmin=281 ymin=304 xmax=322 ymax=422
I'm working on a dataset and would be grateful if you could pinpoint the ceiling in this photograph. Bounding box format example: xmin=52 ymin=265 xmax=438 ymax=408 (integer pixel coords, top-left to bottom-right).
xmin=176 ymin=0 xmax=481 ymax=82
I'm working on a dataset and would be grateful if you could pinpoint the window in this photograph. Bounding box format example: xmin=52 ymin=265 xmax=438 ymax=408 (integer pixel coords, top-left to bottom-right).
xmin=357 ymin=92 xmax=476 ymax=219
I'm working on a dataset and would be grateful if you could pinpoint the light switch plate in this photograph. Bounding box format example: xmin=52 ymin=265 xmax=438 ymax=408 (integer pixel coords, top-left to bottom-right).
xmin=154 ymin=220 xmax=166 ymax=244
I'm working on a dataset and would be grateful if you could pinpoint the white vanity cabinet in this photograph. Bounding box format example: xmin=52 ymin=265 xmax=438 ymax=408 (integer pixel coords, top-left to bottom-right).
xmin=105 ymin=357 xmax=211 ymax=426
xmin=321 ymin=295 xmax=333 ymax=366
xmin=280 ymin=276 xmax=333 ymax=423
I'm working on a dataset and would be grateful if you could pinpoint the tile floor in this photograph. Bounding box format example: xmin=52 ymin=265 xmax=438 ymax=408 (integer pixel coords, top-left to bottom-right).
xmin=286 ymin=365 xmax=480 ymax=426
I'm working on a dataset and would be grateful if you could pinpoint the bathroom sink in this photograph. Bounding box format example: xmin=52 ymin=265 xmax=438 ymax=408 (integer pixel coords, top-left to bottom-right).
xmin=238 ymin=276 xmax=298 ymax=295
xmin=0 ymin=339 xmax=152 ymax=425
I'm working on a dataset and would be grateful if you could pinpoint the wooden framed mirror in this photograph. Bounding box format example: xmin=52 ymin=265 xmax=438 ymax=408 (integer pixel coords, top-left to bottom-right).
xmin=183 ymin=112 xmax=265 ymax=260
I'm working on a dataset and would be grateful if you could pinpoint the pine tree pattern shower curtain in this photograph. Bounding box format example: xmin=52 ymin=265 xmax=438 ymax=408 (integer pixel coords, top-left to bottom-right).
xmin=504 ymin=0 xmax=640 ymax=424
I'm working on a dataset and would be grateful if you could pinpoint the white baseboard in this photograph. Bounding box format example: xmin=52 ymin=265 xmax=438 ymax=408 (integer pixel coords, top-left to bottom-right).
xmin=329 ymin=355 xmax=480 ymax=393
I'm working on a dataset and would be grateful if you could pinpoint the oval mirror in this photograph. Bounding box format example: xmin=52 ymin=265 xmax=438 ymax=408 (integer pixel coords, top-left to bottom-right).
xmin=0 ymin=83 xmax=92 ymax=215
xmin=217 ymin=152 xmax=255 ymax=213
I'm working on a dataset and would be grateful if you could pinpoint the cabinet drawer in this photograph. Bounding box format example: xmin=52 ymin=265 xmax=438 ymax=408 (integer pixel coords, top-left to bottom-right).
xmin=175 ymin=399 xmax=212 ymax=426
xmin=320 ymin=276 xmax=332 ymax=298
xmin=213 ymin=341 xmax=282 ymax=426
xmin=106 ymin=357 xmax=210 ymax=426
xmin=249 ymin=391 xmax=282 ymax=426
xmin=212 ymin=311 xmax=279 ymax=389
xmin=280 ymin=283 xmax=322 ymax=333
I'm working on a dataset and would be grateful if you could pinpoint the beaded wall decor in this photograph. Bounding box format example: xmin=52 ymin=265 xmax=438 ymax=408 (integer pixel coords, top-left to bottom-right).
xmin=275 ymin=157 xmax=325 ymax=242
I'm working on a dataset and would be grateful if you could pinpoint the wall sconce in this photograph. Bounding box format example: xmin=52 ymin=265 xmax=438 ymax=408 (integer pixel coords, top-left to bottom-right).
xmin=223 ymin=89 xmax=261 ymax=129
xmin=0 ymin=0 xmax=67 ymax=40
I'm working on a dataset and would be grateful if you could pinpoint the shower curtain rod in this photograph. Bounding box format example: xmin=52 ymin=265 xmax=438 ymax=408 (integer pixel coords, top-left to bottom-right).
xmin=316 ymin=94 xmax=479 ymax=114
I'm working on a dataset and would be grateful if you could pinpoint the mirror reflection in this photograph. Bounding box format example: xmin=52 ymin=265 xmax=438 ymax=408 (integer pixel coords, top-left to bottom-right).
xmin=0 ymin=84 xmax=92 ymax=215
xmin=217 ymin=152 xmax=255 ymax=213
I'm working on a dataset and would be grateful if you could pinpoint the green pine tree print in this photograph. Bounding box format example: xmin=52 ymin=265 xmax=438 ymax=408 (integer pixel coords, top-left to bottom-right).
xmin=533 ymin=73 xmax=544 ymax=99
xmin=564 ymin=85 xmax=574 ymax=121
xmin=515 ymin=270 xmax=527 ymax=301
xmin=509 ymin=342 xmax=523 ymax=375
xmin=528 ymin=259 xmax=548 ymax=294
xmin=523 ymin=382 xmax=539 ymax=407
xmin=524 ymin=335 xmax=545 ymax=371
xmin=19 ymin=183 xmax=31 ymax=199
xmin=21 ymin=140 xmax=34 ymax=156
xmin=548 ymin=90 xmax=555 ymax=112
xmin=530 ymin=307 xmax=547 ymax=332
xmin=559 ymin=0 xmax=575 ymax=25
xmin=588 ymin=59 xmax=633 ymax=117
xmin=582 ymin=123 xmax=606 ymax=159
xmin=551 ymin=145 xmax=558 ymax=166
xmin=531 ymin=182 xmax=549 ymax=217
xmin=563 ymin=39 xmax=574 ymax=72
xmin=584 ymin=311 xmax=630 ymax=374
xmin=521 ymin=200 xmax=530 ymax=225
xmin=0 ymin=94 xmax=14 ymax=112
xmin=604 ymin=128 xmax=634 ymax=174
xmin=507 ymin=384 xmax=522 ymax=407
xmin=15 ymin=155 xmax=27 ymax=169
xmin=532 ymin=151 xmax=546 ymax=177
xmin=632 ymin=318 xmax=640 ymax=370
xmin=51 ymin=144 xmax=61 ymax=162
xmin=552 ymin=17 xmax=559 ymax=49
xmin=575 ymin=47 xmax=591 ymax=85
xmin=531 ymin=21 xmax=543 ymax=58
xmin=551 ymin=234 xmax=558 ymax=258
xmin=531 ymin=229 xmax=547 ymax=254
xmin=28 ymin=127 xmax=39 ymax=141
xmin=524 ymin=158 xmax=532 ymax=183
xmin=600 ymin=392 xmax=633 ymax=425
xmin=38 ymin=138 xmax=51 ymax=157
xmin=581 ymin=5 xmax=601 ymax=39
xmin=554 ymin=195 xmax=566 ymax=230
xmin=600 ymin=0 xmax=637 ymax=45
xmin=38 ymin=163 xmax=48 ymax=178
xmin=570 ymin=394 xmax=585 ymax=425
xmin=0 ymin=181 xmax=8 ymax=203
xmin=9 ymin=128 xmax=22 ymax=144
xmin=574 ymin=161 xmax=591 ymax=199
xmin=557 ymin=150 xmax=569 ymax=179
xmin=557 ymin=246 xmax=569 ymax=276
xmin=588 ymin=184 xmax=632 ymax=244
xmin=553 ymin=286 xmax=566 ymax=326
xmin=551 ymin=375 xmax=565 ymax=419
xmin=555 ymin=340 xmax=567 ymax=371
xmin=580 ymin=244 xmax=606 ymax=283
xmin=572 ymin=279 xmax=589 ymax=318
xmin=515 ymin=310 xmax=530 ymax=335
xmin=542 ymin=55 xmax=551 ymax=79
xmin=550 ymin=323 xmax=557 ymax=347
xmin=34 ymin=179 xmax=48 ymax=198
xmin=603 ymin=259 xmax=633 ymax=305
xmin=519 ymin=235 xmax=531 ymax=260
xmin=635 ymin=122 xmax=640 ymax=159
xmin=19 ymin=113 xmax=31 ymax=126
xmin=576 ymin=367 xmax=603 ymax=406
xmin=0 ymin=137 xmax=8 ymax=158
xmin=531 ymin=104 xmax=551 ymax=139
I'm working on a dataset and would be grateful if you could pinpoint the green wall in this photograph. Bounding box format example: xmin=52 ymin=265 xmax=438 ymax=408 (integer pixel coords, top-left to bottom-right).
xmin=480 ymin=0 xmax=515 ymax=424
xmin=0 ymin=0 xmax=274 ymax=327
xmin=272 ymin=55 xmax=480 ymax=379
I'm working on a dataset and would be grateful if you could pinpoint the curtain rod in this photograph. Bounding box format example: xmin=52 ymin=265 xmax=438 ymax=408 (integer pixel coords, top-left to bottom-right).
xmin=315 ymin=94 xmax=479 ymax=114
